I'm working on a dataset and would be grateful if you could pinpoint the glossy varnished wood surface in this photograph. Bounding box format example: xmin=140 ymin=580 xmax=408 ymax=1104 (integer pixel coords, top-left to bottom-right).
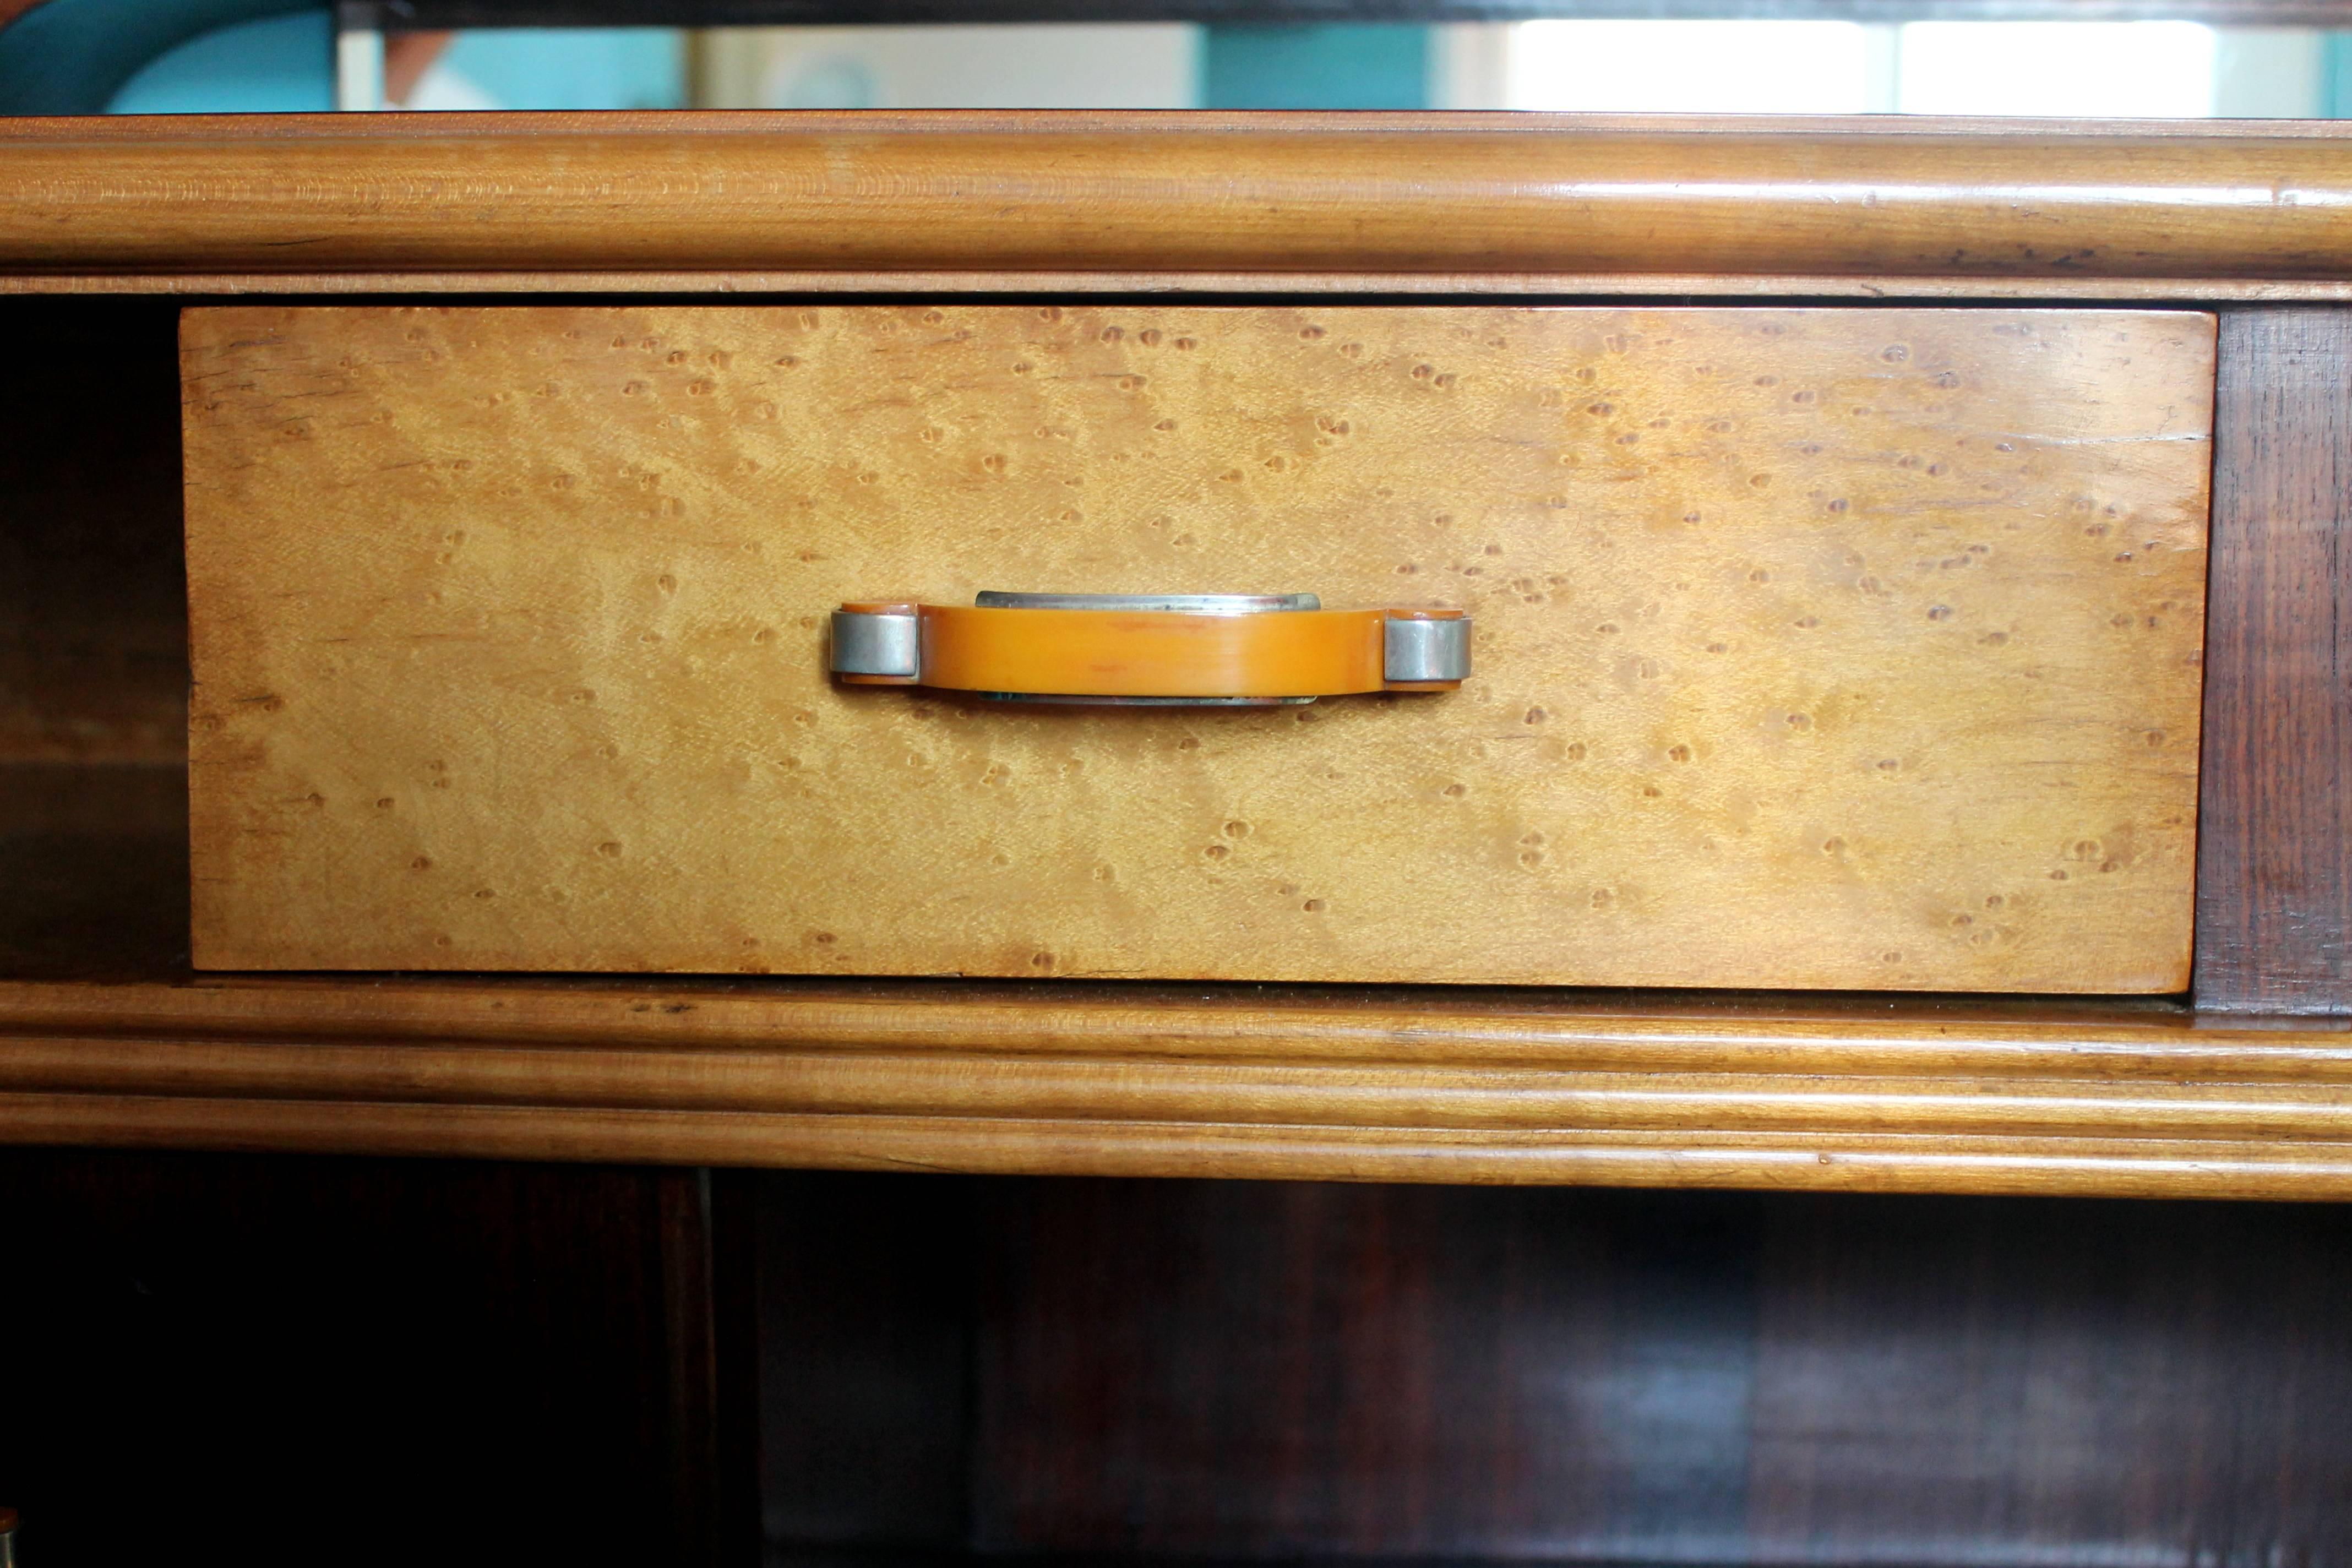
xmin=24 ymin=271 xmax=2352 ymax=301
xmin=749 ymin=1172 xmax=2352 ymax=1565
xmin=2197 ymin=308 xmax=2351 ymax=1015
xmin=947 ymin=1178 xmax=2352 ymax=1562
xmin=183 ymin=304 xmax=2211 ymax=989
xmin=9 ymin=997 xmax=2352 ymax=1199
xmin=14 ymin=113 xmax=2352 ymax=292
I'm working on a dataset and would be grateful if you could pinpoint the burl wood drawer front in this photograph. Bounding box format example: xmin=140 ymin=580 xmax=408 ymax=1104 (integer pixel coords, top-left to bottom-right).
xmin=182 ymin=306 xmax=2212 ymax=989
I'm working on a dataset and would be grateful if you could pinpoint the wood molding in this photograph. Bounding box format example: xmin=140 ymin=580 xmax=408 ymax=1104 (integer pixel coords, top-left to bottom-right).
xmin=2 ymin=977 xmax=2349 ymax=1196
xmin=15 ymin=113 xmax=2352 ymax=287
xmin=16 ymin=270 xmax=2352 ymax=300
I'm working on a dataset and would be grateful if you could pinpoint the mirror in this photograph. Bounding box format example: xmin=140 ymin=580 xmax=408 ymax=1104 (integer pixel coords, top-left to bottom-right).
xmin=87 ymin=12 xmax=2352 ymax=119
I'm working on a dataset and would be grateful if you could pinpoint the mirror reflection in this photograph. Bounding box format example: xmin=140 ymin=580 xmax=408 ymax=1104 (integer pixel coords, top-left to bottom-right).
xmin=99 ymin=17 xmax=2352 ymax=119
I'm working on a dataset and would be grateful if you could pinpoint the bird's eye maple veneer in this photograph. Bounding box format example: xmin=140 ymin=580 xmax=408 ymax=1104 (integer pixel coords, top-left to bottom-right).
xmin=181 ymin=304 xmax=2213 ymax=989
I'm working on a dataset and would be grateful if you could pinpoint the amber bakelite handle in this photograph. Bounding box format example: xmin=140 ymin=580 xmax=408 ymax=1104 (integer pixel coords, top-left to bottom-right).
xmin=829 ymin=595 xmax=1469 ymax=701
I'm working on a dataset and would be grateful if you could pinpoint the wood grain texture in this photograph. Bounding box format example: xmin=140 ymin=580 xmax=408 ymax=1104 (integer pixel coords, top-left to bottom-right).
xmin=185 ymin=304 xmax=2212 ymax=989
xmin=953 ymin=1178 xmax=2352 ymax=1564
xmin=20 ymin=271 xmax=2352 ymax=300
xmin=14 ymin=113 xmax=2352 ymax=284
xmin=3 ymin=961 xmax=2351 ymax=1198
xmin=2196 ymin=308 xmax=2352 ymax=1015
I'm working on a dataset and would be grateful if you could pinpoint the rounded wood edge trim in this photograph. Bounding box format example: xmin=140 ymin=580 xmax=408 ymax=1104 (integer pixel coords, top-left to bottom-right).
xmin=8 ymin=1095 xmax=2352 ymax=1201
xmin=12 ymin=115 xmax=2352 ymax=282
xmin=2 ymin=979 xmax=2345 ymax=1077
xmin=10 ymin=272 xmax=2352 ymax=299
xmin=2 ymin=1033 xmax=2349 ymax=1141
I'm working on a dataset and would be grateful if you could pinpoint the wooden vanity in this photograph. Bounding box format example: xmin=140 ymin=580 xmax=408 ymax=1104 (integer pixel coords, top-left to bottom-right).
xmin=1 ymin=112 xmax=2346 ymax=1562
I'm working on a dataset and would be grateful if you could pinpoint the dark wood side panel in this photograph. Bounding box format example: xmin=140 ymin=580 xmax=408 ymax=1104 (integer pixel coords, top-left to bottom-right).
xmin=2198 ymin=308 xmax=2352 ymax=1014
xmin=0 ymin=760 xmax=186 ymax=975
xmin=754 ymin=1174 xmax=2352 ymax=1567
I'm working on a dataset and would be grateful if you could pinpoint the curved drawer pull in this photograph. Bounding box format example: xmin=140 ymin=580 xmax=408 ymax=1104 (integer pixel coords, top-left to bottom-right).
xmin=831 ymin=592 xmax=1469 ymax=706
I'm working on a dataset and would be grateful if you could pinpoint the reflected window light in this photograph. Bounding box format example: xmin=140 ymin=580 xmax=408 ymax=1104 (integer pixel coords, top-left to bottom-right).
xmin=1507 ymin=21 xmax=1876 ymax=115
xmin=715 ymin=24 xmax=1194 ymax=112
xmin=1896 ymin=23 xmax=2217 ymax=117
xmin=764 ymin=55 xmax=880 ymax=108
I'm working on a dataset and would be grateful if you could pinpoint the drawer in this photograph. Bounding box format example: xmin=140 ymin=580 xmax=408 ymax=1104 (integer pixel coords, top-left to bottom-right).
xmin=182 ymin=304 xmax=2213 ymax=990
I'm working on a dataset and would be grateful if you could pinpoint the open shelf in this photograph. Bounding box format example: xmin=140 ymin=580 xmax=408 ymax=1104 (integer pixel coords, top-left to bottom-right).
xmin=738 ymin=1168 xmax=2352 ymax=1567
xmin=14 ymin=1147 xmax=2348 ymax=1563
